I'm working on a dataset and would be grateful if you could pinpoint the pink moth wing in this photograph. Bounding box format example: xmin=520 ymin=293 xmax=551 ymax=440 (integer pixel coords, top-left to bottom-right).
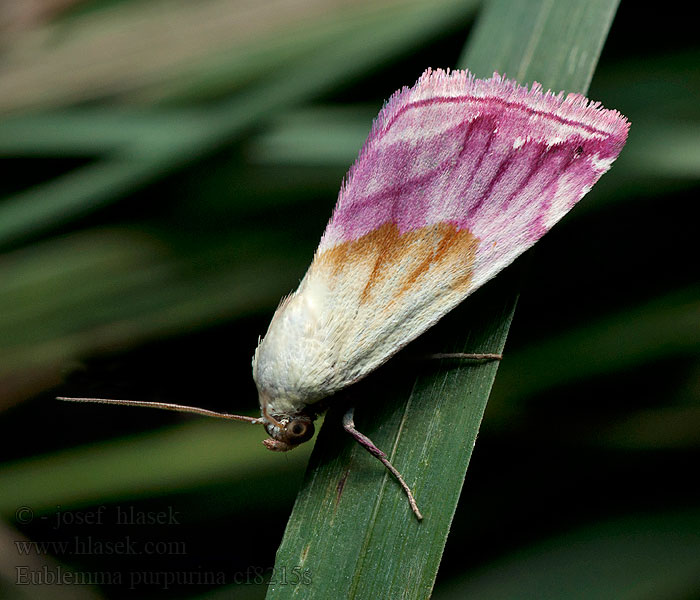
xmin=253 ymin=68 xmax=629 ymax=411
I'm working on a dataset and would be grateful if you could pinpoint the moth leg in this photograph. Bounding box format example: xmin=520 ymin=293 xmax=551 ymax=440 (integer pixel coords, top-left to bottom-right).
xmin=341 ymin=407 xmax=423 ymax=521
xmin=424 ymin=352 xmax=502 ymax=361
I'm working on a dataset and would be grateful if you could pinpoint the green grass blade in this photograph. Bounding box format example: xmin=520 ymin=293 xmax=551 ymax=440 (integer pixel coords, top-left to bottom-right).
xmin=461 ymin=0 xmax=619 ymax=91
xmin=268 ymin=281 xmax=519 ymax=599
xmin=267 ymin=1 xmax=622 ymax=599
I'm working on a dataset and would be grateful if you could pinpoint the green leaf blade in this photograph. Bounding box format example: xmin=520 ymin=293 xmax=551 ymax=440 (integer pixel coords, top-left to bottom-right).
xmin=462 ymin=0 xmax=619 ymax=92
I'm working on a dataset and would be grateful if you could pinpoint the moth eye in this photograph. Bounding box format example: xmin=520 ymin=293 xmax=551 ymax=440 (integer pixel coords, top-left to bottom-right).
xmin=575 ymin=145 xmax=584 ymax=156
xmin=286 ymin=419 xmax=314 ymax=443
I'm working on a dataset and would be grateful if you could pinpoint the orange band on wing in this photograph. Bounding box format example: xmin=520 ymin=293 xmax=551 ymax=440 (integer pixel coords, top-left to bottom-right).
xmin=314 ymin=222 xmax=479 ymax=309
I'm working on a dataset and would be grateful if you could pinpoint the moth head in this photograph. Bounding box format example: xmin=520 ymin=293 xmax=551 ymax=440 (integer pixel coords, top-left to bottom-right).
xmin=262 ymin=414 xmax=315 ymax=452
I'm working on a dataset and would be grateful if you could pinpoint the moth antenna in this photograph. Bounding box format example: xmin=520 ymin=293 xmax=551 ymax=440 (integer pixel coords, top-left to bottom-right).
xmin=341 ymin=407 xmax=423 ymax=521
xmin=56 ymin=397 xmax=263 ymax=424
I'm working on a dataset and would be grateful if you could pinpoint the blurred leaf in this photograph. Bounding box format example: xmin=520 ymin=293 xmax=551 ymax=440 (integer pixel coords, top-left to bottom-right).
xmin=0 ymin=0 xmax=478 ymax=247
xmin=267 ymin=1 xmax=623 ymax=599
xmin=0 ymin=522 xmax=103 ymax=600
xmin=0 ymin=108 xmax=212 ymax=155
xmin=0 ymin=418 xmax=313 ymax=517
xmin=597 ymin=404 xmax=700 ymax=449
xmin=247 ymin=106 xmax=376 ymax=167
xmin=488 ymin=287 xmax=700 ymax=421
xmin=0 ymin=228 xmax=308 ymax=408
xmin=0 ymin=0 xmax=439 ymax=113
xmin=590 ymin=49 xmax=700 ymax=120
xmin=433 ymin=510 xmax=700 ymax=600
xmin=622 ymin=120 xmax=700 ymax=179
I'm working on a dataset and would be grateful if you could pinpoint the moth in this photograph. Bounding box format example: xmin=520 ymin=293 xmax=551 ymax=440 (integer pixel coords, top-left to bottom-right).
xmin=61 ymin=69 xmax=629 ymax=520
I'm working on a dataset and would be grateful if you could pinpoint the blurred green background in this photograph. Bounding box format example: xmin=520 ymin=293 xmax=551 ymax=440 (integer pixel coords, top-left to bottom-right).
xmin=0 ymin=0 xmax=698 ymax=598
